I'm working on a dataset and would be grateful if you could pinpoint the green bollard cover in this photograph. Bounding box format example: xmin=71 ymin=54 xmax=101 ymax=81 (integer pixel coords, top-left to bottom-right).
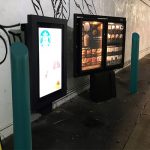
xmin=11 ymin=42 xmax=32 ymax=150
xmin=130 ymin=33 xmax=140 ymax=94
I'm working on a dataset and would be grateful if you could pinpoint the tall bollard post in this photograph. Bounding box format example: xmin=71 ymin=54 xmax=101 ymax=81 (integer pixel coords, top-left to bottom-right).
xmin=11 ymin=43 xmax=32 ymax=150
xmin=130 ymin=33 xmax=140 ymax=94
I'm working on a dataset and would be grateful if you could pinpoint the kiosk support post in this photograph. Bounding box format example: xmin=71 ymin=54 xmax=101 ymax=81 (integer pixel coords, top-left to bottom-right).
xmin=11 ymin=43 xmax=32 ymax=150
xmin=130 ymin=33 xmax=140 ymax=94
xmin=90 ymin=71 xmax=116 ymax=102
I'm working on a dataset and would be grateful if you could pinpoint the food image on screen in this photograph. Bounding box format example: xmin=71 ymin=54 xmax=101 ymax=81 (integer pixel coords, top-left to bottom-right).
xmin=106 ymin=22 xmax=124 ymax=66
xmin=81 ymin=21 xmax=103 ymax=71
xmin=39 ymin=27 xmax=62 ymax=98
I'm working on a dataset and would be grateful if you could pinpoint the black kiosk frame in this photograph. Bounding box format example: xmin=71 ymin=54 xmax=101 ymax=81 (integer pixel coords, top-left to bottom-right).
xmin=74 ymin=14 xmax=126 ymax=102
xmin=24 ymin=15 xmax=67 ymax=112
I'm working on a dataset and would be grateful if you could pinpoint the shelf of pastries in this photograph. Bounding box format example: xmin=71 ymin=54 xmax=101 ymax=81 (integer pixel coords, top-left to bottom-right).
xmin=107 ymin=55 xmax=122 ymax=66
xmin=107 ymin=46 xmax=122 ymax=56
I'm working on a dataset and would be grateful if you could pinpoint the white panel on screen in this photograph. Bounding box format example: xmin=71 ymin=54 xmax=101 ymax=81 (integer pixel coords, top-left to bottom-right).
xmin=39 ymin=27 xmax=62 ymax=98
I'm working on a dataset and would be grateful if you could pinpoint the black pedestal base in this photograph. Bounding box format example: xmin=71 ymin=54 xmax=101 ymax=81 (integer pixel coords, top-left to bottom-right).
xmin=90 ymin=71 xmax=116 ymax=102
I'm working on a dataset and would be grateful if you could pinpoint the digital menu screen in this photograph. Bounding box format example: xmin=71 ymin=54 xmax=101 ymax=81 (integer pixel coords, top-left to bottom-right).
xmin=107 ymin=23 xmax=124 ymax=66
xmin=39 ymin=27 xmax=62 ymax=98
xmin=81 ymin=21 xmax=103 ymax=71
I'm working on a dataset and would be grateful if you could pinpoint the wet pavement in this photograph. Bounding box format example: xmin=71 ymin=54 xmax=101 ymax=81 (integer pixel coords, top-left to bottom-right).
xmin=3 ymin=54 xmax=150 ymax=150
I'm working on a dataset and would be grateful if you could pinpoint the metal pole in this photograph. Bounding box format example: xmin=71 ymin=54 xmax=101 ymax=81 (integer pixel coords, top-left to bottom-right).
xmin=130 ymin=33 xmax=140 ymax=94
xmin=11 ymin=42 xmax=32 ymax=150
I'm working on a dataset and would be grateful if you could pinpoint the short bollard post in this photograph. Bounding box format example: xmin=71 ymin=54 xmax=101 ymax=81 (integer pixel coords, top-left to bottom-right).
xmin=130 ymin=33 xmax=140 ymax=94
xmin=11 ymin=43 xmax=32 ymax=150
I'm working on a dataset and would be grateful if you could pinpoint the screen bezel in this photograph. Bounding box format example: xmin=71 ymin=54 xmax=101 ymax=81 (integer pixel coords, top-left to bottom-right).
xmin=74 ymin=14 xmax=107 ymax=77
xmin=26 ymin=15 xmax=67 ymax=112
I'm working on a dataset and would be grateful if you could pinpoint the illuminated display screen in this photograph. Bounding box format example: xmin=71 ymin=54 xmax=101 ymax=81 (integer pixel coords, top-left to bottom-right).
xmin=39 ymin=27 xmax=62 ymax=98
xmin=107 ymin=23 xmax=124 ymax=66
xmin=81 ymin=21 xmax=103 ymax=71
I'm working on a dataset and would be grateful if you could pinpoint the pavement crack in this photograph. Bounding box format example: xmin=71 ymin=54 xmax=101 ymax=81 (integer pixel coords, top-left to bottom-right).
xmin=122 ymin=100 xmax=150 ymax=150
xmin=142 ymin=113 xmax=150 ymax=116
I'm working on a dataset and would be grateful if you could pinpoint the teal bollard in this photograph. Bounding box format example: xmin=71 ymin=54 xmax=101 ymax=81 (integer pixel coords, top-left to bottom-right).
xmin=11 ymin=42 xmax=32 ymax=150
xmin=130 ymin=33 xmax=140 ymax=94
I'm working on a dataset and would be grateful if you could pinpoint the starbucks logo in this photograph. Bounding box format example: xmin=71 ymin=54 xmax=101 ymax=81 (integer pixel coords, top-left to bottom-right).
xmin=40 ymin=30 xmax=51 ymax=47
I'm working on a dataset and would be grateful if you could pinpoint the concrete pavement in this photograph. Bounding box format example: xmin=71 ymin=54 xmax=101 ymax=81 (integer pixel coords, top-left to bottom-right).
xmin=3 ymin=54 xmax=150 ymax=150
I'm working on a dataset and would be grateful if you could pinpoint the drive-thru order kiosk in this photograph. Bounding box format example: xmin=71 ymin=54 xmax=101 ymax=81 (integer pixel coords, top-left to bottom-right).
xmin=74 ymin=14 xmax=126 ymax=101
xmin=23 ymin=15 xmax=67 ymax=112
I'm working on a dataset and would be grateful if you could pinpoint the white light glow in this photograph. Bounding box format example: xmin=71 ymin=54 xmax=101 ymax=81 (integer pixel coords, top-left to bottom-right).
xmin=39 ymin=27 xmax=62 ymax=98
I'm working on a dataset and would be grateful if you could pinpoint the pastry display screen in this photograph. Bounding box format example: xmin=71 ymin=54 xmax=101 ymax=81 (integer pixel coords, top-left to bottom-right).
xmin=81 ymin=21 xmax=103 ymax=71
xmin=106 ymin=23 xmax=124 ymax=66
xmin=74 ymin=14 xmax=126 ymax=76
xmin=39 ymin=27 xmax=62 ymax=98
